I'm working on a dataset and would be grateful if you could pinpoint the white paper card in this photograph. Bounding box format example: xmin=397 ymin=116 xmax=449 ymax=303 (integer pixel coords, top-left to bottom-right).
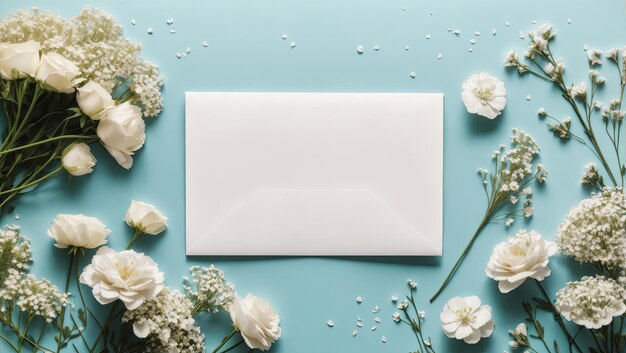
xmin=185 ymin=92 xmax=443 ymax=256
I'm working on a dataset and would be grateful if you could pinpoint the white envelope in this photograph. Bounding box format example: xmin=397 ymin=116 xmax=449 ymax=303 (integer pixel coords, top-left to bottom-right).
xmin=185 ymin=92 xmax=443 ymax=256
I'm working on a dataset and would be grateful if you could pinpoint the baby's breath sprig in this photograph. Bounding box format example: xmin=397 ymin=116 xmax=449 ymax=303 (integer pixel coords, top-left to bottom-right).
xmin=506 ymin=24 xmax=626 ymax=187
xmin=396 ymin=280 xmax=435 ymax=353
xmin=431 ymin=129 xmax=545 ymax=302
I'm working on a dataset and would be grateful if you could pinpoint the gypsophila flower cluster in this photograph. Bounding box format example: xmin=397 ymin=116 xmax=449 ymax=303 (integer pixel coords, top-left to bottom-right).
xmin=581 ymin=162 xmax=602 ymax=186
xmin=183 ymin=265 xmax=235 ymax=315
xmin=122 ymin=289 xmax=205 ymax=353
xmin=556 ymin=187 xmax=626 ymax=268
xmin=555 ymin=276 xmax=626 ymax=329
xmin=2 ymin=274 xmax=68 ymax=323
xmin=0 ymin=225 xmax=31 ymax=288
xmin=0 ymin=7 xmax=163 ymax=116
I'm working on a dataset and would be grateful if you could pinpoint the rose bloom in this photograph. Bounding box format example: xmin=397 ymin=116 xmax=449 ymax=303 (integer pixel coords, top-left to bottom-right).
xmin=124 ymin=200 xmax=168 ymax=235
xmin=80 ymin=247 xmax=165 ymax=310
xmin=61 ymin=143 xmax=96 ymax=176
xmin=35 ymin=52 xmax=81 ymax=93
xmin=440 ymin=296 xmax=494 ymax=344
xmin=76 ymin=81 xmax=114 ymax=120
xmin=0 ymin=40 xmax=40 ymax=79
xmin=230 ymin=293 xmax=281 ymax=351
xmin=97 ymin=102 xmax=145 ymax=169
xmin=48 ymin=213 xmax=110 ymax=249
xmin=485 ymin=230 xmax=557 ymax=293
xmin=461 ymin=72 xmax=507 ymax=119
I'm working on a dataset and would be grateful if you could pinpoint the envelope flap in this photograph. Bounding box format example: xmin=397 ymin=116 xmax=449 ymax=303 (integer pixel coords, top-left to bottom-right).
xmin=188 ymin=189 xmax=440 ymax=256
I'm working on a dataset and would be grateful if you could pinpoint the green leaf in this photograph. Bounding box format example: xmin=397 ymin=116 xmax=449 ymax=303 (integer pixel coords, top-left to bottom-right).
xmin=78 ymin=308 xmax=87 ymax=325
xmin=536 ymin=321 xmax=545 ymax=339
xmin=553 ymin=339 xmax=559 ymax=353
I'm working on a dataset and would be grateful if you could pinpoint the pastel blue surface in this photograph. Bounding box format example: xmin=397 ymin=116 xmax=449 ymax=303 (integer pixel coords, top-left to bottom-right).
xmin=1 ymin=0 xmax=625 ymax=352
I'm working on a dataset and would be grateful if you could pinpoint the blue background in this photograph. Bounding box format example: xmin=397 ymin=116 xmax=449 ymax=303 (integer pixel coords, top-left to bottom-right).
xmin=2 ymin=0 xmax=626 ymax=352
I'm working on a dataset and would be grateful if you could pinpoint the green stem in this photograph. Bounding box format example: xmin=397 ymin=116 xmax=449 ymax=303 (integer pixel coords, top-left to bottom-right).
xmin=212 ymin=328 xmax=238 ymax=353
xmin=218 ymin=339 xmax=245 ymax=353
xmin=430 ymin=215 xmax=490 ymax=302
xmin=0 ymin=135 xmax=96 ymax=156
xmin=0 ymin=167 xmax=63 ymax=196
xmin=125 ymin=229 xmax=143 ymax=250
xmin=535 ymin=280 xmax=583 ymax=353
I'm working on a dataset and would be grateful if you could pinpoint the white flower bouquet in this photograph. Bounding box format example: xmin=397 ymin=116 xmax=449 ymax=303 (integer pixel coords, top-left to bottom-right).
xmin=0 ymin=8 xmax=163 ymax=212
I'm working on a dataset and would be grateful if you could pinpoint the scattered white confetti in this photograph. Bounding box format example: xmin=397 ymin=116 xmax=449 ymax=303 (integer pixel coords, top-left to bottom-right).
xmin=371 ymin=326 xmax=377 ymax=331
xmin=425 ymin=34 xmax=431 ymax=39
xmin=519 ymin=31 xmax=525 ymax=39
xmin=356 ymin=45 xmax=364 ymax=54
xmin=474 ymin=31 xmax=480 ymax=36
xmin=373 ymin=44 xmax=380 ymax=51
xmin=437 ymin=53 xmax=443 ymax=59
xmin=505 ymin=21 xmax=510 ymax=26
xmin=130 ymin=19 xmax=136 ymax=25
xmin=452 ymin=29 xmax=461 ymax=37
xmin=532 ymin=19 xmax=537 ymax=24
xmin=181 ymin=53 xmax=187 ymax=58
xmin=401 ymin=6 xmax=406 ymax=11
xmin=567 ymin=17 xmax=572 ymax=24
xmin=468 ymin=48 xmax=473 ymax=52
xmin=166 ymin=18 xmax=174 ymax=25
xmin=492 ymin=28 xmax=497 ymax=35
xmin=357 ymin=316 xmax=362 ymax=322
xmin=469 ymin=38 xmax=476 ymax=44
xmin=526 ymin=94 xmax=532 ymax=101
xmin=282 ymin=33 xmax=288 ymax=40
xmin=356 ymin=296 xmax=363 ymax=303
xmin=290 ymin=41 xmax=296 ymax=48
xmin=372 ymin=305 xmax=380 ymax=313
xmin=583 ymin=44 xmax=588 ymax=51
xmin=186 ymin=47 xmax=191 ymax=54
xmin=381 ymin=336 xmax=387 ymax=343
xmin=202 ymin=41 xmax=208 ymax=47
xmin=176 ymin=52 xmax=182 ymax=58
xmin=14 ymin=213 xmax=20 ymax=220
xmin=147 ymin=28 xmax=154 ymax=35
xmin=356 ymin=322 xmax=363 ymax=327
xmin=170 ymin=28 xmax=176 ymax=34
xmin=391 ymin=296 xmax=398 ymax=303
xmin=409 ymin=71 xmax=416 ymax=78
xmin=430 ymin=10 xmax=433 ymax=15
xmin=374 ymin=317 xmax=381 ymax=323
xmin=405 ymin=45 xmax=410 ymax=50
xmin=352 ymin=330 xmax=358 ymax=337
xmin=326 ymin=320 xmax=334 ymax=327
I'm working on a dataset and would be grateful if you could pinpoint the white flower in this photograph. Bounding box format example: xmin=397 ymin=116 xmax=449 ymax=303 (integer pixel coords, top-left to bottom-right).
xmin=556 ymin=276 xmax=626 ymax=329
xmin=76 ymin=81 xmax=114 ymax=120
xmin=0 ymin=40 xmax=40 ymax=79
xmin=97 ymin=102 xmax=146 ymax=169
xmin=61 ymin=143 xmax=96 ymax=176
xmin=508 ymin=323 xmax=529 ymax=348
xmin=124 ymin=200 xmax=168 ymax=235
xmin=503 ymin=51 xmax=519 ymax=67
xmin=461 ymin=72 xmax=507 ymax=119
xmin=440 ymin=296 xmax=494 ymax=344
xmin=581 ymin=163 xmax=600 ymax=185
xmin=230 ymin=293 xmax=281 ymax=351
xmin=48 ymin=214 xmax=110 ymax=249
xmin=570 ymin=82 xmax=587 ymax=98
xmin=556 ymin=188 xmax=626 ymax=268
xmin=1 ymin=274 xmax=68 ymax=323
xmin=35 ymin=52 xmax=81 ymax=93
xmin=485 ymin=230 xmax=557 ymax=293
xmin=183 ymin=265 xmax=234 ymax=314
xmin=532 ymin=24 xmax=556 ymax=40
xmin=79 ymin=247 xmax=164 ymax=310
xmin=588 ymin=49 xmax=603 ymax=66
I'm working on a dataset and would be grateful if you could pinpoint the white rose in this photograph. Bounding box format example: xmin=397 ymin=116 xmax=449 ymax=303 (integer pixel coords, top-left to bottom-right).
xmin=440 ymin=296 xmax=494 ymax=344
xmin=48 ymin=214 xmax=111 ymax=249
xmin=485 ymin=230 xmax=557 ymax=293
xmin=35 ymin=52 xmax=81 ymax=93
xmin=461 ymin=72 xmax=507 ymax=119
xmin=0 ymin=41 xmax=40 ymax=79
xmin=230 ymin=293 xmax=281 ymax=351
xmin=76 ymin=81 xmax=114 ymax=120
xmin=97 ymin=102 xmax=145 ymax=169
xmin=124 ymin=200 xmax=168 ymax=235
xmin=61 ymin=143 xmax=96 ymax=176
xmin=79 ymin=247 xmax=165 ymax=310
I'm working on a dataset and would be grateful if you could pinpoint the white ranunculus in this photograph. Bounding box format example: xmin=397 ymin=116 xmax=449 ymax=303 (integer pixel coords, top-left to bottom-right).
xmin=61 ymin=143 xmax=96 ymax=176
xmin=230 ymin=293 xmax=281 ymax=351
xmin=35 ymin=52 xmax=81 ymax=93
xmin=461 ymin=72 xmax=507 ymax=119
xmin=440 ymin=296 xmax=494 ymax=344
xmin=0 ymin=41 xmax=40 ymax=80
xmin=76 ymin=81 xmax=114 ymax=120
xmin=97 ymin=102 xmax=145 ymax=169
xmin=48 ymin=214 xmax=111 ymax=249
xmin=79 ymin=247 xmax=165 ymax=310
xmin=124 ymin=200 xmax=168 ymax=235
xmin=485 ymin=230 xmax=557 ymax=293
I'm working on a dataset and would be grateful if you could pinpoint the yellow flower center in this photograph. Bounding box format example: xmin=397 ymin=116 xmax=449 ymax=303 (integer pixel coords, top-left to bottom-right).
xmin=510 ymin=245 xmax=527 ymax=257
xmin=474 ymin=86 xmax=494 ymax=104
xmin=456 ymin=307 xmax=475 ymax=326
xmin=116 ymin=261 xmax=136 ymax=281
